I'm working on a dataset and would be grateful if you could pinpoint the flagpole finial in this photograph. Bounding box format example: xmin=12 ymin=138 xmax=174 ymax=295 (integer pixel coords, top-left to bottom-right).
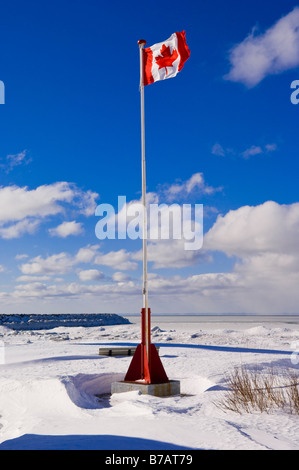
xmin=138 ymin=39 xmax=146 ymax=46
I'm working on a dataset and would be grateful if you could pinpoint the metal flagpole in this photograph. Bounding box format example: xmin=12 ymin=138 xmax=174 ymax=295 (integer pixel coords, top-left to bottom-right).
xmin=120 ymin=33 xmax=188 ymax=390
xmin=123 ymin=40 xmax=168 ymax=386
xmin=138 ymin=39 xmax=150 ymax=364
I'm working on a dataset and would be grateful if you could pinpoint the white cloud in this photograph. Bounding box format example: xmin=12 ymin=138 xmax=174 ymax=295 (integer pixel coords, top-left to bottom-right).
xmin=19 ymin=245 xmax=100 ymax=276
xmin=94 ymin=249 xmax=138 ymax=271
xmin=163 ymin=173 xmax=222 ymax=201
xmin=211 ymin=143 xmax=226 ymax=156
xmin=241 ymin=144 xmax=277 ymax=159
xmin=0 ymin=219 xmax=40 ymax=239
xmin=19 ymin=236 xmax=207 ymax=284
xmin=5 ymin=198 xmax=299 ymax=314
xmin=204 ymin=201 xmax=299 ymax=257
xmin=0 ymin=150 xmax=31 ymax=173
xmin=20 ymin=252 xmax=75 ymax=275
xmin=15 ymin=254 xmax=29 ymax=260
xmin=49 ymin=221 xmax=84 ymax=238
xmin=98 ymin=175 xmax=208 ymax=270
xmin=265 ymin=143 xmax=278 ymax=152
xmin=212 ymin=143 xmax=277 ymax=159
xmin=78 ymin=269 xmax=105 ymax=282
xmin=225 ymin=7 xmax=299 ymax=87
xmin=0 ymin=182 xmax=73 ymax=223
xmin=6 ymin=164 xmax=299 ymax=314
xmin=16 ymin=275 xmax=52 ymax=282
xmin=112 ymin=272 xmax=131 ymax=282
xmin=196 ymin=201 xmax=299 ymax=312
xmin=3 ymin=261 xmax=298 ymax=314
xmin=73 ymin=189 xmax=99 ymax=217
xmin=132 ymin=239 xmax=208 ymax=269
xmin=241 ymin=145 xmax=263 ymax=159
xmin=11 ymin=279 xmax=139 ymax=301
xmin=146 ymin=272 xmax=241 ymax=298
xmin=0 ymin=182 xmax=98 ymax=239
xmin=108 ymin=173 xmax=217 ymax=244
xmin=75 ymin=245 xmax=99 ymax=263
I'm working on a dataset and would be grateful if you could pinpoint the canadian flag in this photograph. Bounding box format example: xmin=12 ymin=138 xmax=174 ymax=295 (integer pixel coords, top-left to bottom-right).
xmin=143 ymin=31 xmax=190 ymax=86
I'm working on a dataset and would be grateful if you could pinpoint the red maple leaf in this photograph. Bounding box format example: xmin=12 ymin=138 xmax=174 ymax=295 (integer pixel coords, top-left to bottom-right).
xmin=155 ymin=44 xmax=179 ymax=75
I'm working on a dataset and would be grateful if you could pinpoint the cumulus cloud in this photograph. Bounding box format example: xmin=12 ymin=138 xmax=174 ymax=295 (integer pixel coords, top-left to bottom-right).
xmin=94 ymin=249 xmax=138 ymax=271
xmin=16 ymin=275 xmax=52 ymax=282
xmin=11 ymin=279 xmax=139 ymax=302
xmin=49 ymin=221 xmax=84 ymax=238
xmin=204 ymin=201 xmax=299 ymax=257
xmin=163 ymin=173 xmax=222 ymax=201
xmin=0 ymin=219 xmax=40 ymax=239
xmin=112 ymin=272 xmax=131 ymax=282
xmin=197 ymin=201 xmax=299 ymax=312
xmin=0 ymin=182 xmax=98 ymax=239
xmin=225 ymin=7 xmax=299 ymax=87
xmin=75 ymin=245 xmax=99 ymax=264
xmin=77 ymin=269 xmax=105 ymax=282
xmin=94 ymin=174 xmax=208 ymax=270
xmin=20 ymin=252 xmax=75 ymax=276
xmin=3 ymin=262 xmax=298 ymax=314
xmin=0 ymin=182 xmax=73 ymax=223
xmin=5 ymin=199 xmax=299 ymax=314
xmin=19 ymin=245 xmax=100 ymax=276
xmin=132 ymin=239 xmax=208 ymax=269
xmin=18 ymin=244 xmax=140 ymax=278
xmin=72 ymin=189 xmax=99 ymax=217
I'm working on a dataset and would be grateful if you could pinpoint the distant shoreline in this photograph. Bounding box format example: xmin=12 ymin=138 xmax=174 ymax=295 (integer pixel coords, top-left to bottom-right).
xmin=125 ymin=313 xmax=299 ymax=317
xmin=124 ymin=314 xmax=299 ymax=326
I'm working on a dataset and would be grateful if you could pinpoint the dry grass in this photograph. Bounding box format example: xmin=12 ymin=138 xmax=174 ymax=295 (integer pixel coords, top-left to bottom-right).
xmin=216 ymin=366 xmax=299 ymax=414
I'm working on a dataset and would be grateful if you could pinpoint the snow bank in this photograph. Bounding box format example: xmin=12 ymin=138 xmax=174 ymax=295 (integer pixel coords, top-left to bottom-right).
xmin=62 ymin=373 xmax=124 ymax=409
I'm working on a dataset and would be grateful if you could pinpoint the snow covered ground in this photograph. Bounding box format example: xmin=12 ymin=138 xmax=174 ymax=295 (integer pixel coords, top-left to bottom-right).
xmin=0 ymin=315 xmax=298 ymax=450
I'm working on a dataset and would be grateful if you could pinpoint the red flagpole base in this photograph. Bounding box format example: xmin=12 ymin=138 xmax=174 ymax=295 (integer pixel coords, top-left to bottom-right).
xmin=124 ymin=308 xmax=169 ymax=384
xmin=124 ymin=343 xmax=168 ymax=384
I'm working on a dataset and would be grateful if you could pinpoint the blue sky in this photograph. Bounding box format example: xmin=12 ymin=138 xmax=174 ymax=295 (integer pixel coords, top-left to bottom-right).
xmin=1 ymin=0 xmax=299 ymax=314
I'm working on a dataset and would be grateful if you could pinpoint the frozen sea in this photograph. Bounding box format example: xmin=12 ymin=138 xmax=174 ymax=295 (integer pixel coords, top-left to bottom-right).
xmin=126 ymin=314 xmax=299 ymax=330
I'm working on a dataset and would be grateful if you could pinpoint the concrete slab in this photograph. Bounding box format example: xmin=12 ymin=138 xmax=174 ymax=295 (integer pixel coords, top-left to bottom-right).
xmin=111 ymin=380 xmax=180 ymax=397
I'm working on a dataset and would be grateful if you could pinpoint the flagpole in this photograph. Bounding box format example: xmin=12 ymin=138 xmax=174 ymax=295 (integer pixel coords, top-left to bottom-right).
xmin=138 ymin=39 xmax=150 ymax=366
xmin=122 ymin=32 xmax=189 ymax=389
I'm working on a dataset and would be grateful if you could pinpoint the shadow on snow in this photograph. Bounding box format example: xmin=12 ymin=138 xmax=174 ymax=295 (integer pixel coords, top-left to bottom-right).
xmin=95 ymin=342 xmax=294 ymax=356
xmin=0 ymin=433 xmax=197 ymax=450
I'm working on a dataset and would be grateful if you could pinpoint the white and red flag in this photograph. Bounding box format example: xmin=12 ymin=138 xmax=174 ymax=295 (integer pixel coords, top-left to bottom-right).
xmin=143 ymin=31 xmax=190 ymax=86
